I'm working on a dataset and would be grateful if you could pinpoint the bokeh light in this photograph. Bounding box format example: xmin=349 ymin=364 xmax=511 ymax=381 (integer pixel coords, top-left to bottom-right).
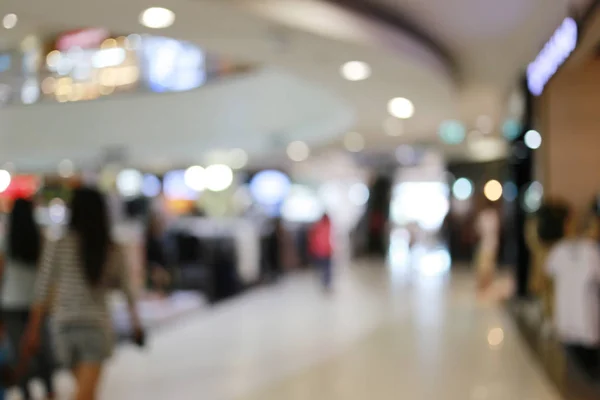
xmin=484 ymin=180 xmax=503 ymax=202
xmin=348 ymin=183 xmax=370 ymax=206
xmin=340 ymin=61 xmax=371 ymax=81
xmin=142 ymin=174 xmax=162 ymax=197
xmin=439 ymin=120 xmax=466 ymax=144
xmin=523 ymin=181 xmax=543 ymax=213
xmin=0 ymin=170 xmax=11 ymax=193
xmin=140 ymin=7 xmax=175 ymax=29
xmin=524 ymin=130 xmax=542 ymax=149
xmin=2 ymin=14 xmax=17 ymax=30
xmin=344 ymin=132 xmax=365 ymax=153
xmin=249 ymin=170 xmax=291 ymax=206
xmin=387 ymin=97 xmax=415 ymax=119
xmin=184 ymin=166 xmax=206 ymax=192
xmin=503 ymin=182 xmax=518 ymax=202
xmin=487 ymin=328 xmax=505 ymax=348
xmin=205 ymin=164 xmax=233 ymax=192
xmin=229 ymin=148 xmax=248 ymax=170
xmin=452 ymin=178 xmax=473 ymax=200
xmin=287 ymin=141 xmax=310 ymax=162
xmin=281 ymin=185 xmax=324 ymax=223
xmin=116 ymin=169 xmax=144 ymax=198
xmin=502 ymin=119 xmax=521 ymax=141
xmin=58 ymin=159 xmax=75 ymax=178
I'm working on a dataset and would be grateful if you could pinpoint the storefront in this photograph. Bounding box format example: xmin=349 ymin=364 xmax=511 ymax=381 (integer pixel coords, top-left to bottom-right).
xmin=528 ymin=2 xmax=600 ymax=212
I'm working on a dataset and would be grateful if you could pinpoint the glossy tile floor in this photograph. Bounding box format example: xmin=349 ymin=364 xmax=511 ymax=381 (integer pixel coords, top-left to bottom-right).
xmin=14 ymin=261 xmax=561 ymax=400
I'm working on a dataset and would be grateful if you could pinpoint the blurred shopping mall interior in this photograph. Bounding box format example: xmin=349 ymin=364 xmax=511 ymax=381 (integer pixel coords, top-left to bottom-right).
xmin=1 ymin=0 xmax=600 ymax=399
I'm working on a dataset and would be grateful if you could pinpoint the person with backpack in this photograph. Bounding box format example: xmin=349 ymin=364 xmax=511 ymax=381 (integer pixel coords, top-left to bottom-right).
xmin=309 ymin=214 xmax=333 ymax=291
xmin=0 ymin=198 xmax=56 ymax=400
xmin=21 ymin=187 xmax=144 ymax=400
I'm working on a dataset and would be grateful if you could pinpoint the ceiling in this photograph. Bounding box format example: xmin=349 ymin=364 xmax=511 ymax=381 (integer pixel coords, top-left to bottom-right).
xmin=0 ymin=0 xmax=590 ymax=170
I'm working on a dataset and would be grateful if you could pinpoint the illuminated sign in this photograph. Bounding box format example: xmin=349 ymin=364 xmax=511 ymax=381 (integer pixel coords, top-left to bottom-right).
xmin=56 ymin=28 xmax=110 ymax=51
xmin=527 ymin=18 xmax=577 ymax=96
xmin=142 ymin=36 xmax=206 ymax=92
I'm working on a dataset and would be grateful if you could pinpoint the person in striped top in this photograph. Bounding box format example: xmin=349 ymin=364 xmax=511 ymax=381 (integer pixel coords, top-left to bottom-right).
xmin=21 ymin=187 xmax=143 ymax=400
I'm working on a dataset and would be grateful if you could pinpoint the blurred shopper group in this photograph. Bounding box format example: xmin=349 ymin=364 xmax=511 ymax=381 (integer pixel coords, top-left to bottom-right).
xmin=0 ymin=188 xmax=143 ymax=400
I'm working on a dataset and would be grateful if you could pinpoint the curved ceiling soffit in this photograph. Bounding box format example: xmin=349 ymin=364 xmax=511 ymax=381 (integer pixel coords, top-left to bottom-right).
xmin=324 ymin=0 xmax=459 ymax=80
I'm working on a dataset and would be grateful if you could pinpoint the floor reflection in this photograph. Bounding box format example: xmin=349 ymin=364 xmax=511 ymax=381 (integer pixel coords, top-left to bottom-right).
xmin=387 ymin=227 xmax=450 ymax=279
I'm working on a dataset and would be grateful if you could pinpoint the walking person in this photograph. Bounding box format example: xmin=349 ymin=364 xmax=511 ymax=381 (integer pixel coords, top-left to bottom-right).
xmin=0 ymin=198 xmax=55 ymax=399
xmin=21 ymin=187 xmax=143 ymax=400
xmin=309 ymin=214 xmax=334 ymax=291
xmin=474 ymin=196 xmax=500 ymax=293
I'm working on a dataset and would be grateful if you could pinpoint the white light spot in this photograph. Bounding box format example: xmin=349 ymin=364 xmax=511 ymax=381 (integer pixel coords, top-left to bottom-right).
xmin=140 ymin=7 xmax=175 ymax=29
xmin=0 ymin=170 xmax=11 ymax=192
xmin=3 ymin=14 xmax=17 ymax=30
xmin=387 ymin=97 xmax=414 ymax=119
xmin=452 ymin=178 xmax=473 ymax=200
xmin=287 ymin=141 xmax=310 ymax=162
xmin=340 ymin=61 xmax=371 ymax=81
xmin=524 ymin=130 xmax=542 ymax=149
xmin=348 ymin=183 xmax=369 ymax=206
xmin=205 ymin=164 xmax=233 ymax=192
xmin=184 ymin=166 xmax=206 ymax=192
xmin=116 ymin=169 xmax=143 ymax=198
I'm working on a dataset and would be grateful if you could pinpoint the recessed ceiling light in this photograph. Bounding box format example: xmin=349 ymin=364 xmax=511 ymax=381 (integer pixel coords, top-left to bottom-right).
xmin=140 ymin=7 xmax=175 ymax=29
xmin=387 ymin=97 xmax=414 ymax=119
xmin=340 ymin=61 xmax=371 ymax=81
xmin=3 ymin=13 xmax=17 ymax=30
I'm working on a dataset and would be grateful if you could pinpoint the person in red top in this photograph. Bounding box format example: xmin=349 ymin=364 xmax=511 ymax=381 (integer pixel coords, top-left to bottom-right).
xmin=309 ymin=215 xmax=333 ymax=290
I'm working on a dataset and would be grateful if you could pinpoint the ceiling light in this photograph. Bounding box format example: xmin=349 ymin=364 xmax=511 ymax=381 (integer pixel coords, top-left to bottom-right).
xmin=340 ymin=61 xmax=371 ymax=81
xmin=184 ymin=166 xmax=206 ymax=191
xmin=343 ymin=132 xmax=365 ymax=152
xmin=205 ymin=164 xmax=234 ymax=192
xmin=287 ymin=141 xmax=310 ymax=162
xmin=3 ymin=14 xmax=17 ymax=30
xmin=524 ymin=130 xmax=542 ymax=149
xmin=387 ymin=97 xmax=414 ymax=119
xmin=140 ymin=7 xmax=175 ymax=29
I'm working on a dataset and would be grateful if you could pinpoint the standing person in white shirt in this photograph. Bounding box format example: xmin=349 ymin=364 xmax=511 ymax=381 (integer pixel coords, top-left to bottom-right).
xmin=546 ymin=211 xmax=600 ymax=378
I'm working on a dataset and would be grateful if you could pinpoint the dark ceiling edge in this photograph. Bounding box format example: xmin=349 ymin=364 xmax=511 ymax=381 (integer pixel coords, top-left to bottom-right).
xmin=324 ymin=0 xmax=458 ymax=77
